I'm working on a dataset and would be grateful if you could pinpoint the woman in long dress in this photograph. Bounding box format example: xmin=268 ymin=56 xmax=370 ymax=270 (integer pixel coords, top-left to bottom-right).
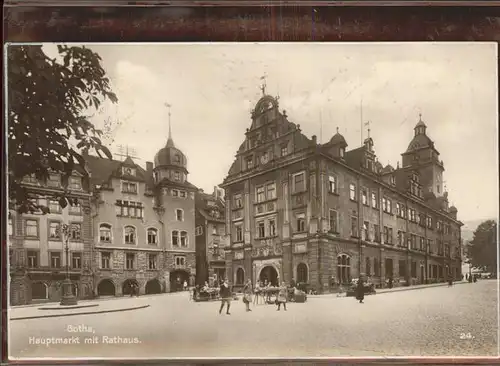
xmin=276 ymin=282 xmax=288 ymax=311
xmin=355 ymin=278 xmax=365 ymax=304
xmin=242 ymin=279 xmax=253 ymax=312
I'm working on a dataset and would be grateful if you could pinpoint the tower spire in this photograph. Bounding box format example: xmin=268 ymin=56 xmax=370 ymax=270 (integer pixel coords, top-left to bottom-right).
xmin=164 ymin=102 xmax=175 ymax=147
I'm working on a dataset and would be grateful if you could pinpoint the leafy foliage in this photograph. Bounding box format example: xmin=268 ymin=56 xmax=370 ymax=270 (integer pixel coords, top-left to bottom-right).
xmin=7 ymin=45 xmax=117 ymax=213
xmin=468 ymin=220 xmax=497 ymax=274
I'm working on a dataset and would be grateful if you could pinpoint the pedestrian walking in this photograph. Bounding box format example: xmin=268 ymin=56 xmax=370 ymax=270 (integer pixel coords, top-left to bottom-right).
xmin=387 ymin=276 xmax=393 ymax=289
xmin=355 ymin=278 xmax=365 ymax=304
xmin=183 ymin=280 xmax=188 ymax=291
xmin=219 ymin=279 xmax=231 ymax=315
xmin=276 ymin=282 xmax=288 ymax=311
xmin=242 ymin=279 xmax=253 ymax=312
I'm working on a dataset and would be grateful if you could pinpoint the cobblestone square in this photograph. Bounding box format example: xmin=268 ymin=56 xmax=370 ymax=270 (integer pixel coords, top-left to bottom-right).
xmin=9 ymin=280 xmax=498 ymax=359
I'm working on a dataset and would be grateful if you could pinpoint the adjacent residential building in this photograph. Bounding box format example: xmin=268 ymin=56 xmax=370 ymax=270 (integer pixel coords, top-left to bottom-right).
xmin=86 ymin=128 xmax=197 ymax=296
xmin=8 ymin=172 xmax=93 ymax=305
xmin=9 ymin=126 xmax=198 ymax=304
xmin=220 ymin=91 xmax=463 ymax=292
xmin=195 ymin=187 xmax=227 ymax=286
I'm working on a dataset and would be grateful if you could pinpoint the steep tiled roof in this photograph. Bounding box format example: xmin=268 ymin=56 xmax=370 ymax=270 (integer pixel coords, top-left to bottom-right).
xmin=84 ymin=154 xmax=147 ymax=186
xmin=328 ymin=133 xmax=347 ymax=146
xmin=195 ymin=191 xmax=225 ymax=223
xmin=157 ymin=177 xmax=198 ymax=191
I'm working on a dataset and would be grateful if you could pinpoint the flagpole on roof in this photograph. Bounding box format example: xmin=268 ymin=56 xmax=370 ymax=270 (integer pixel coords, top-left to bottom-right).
xmin=360 ymin=99 xmax=363 ymax=146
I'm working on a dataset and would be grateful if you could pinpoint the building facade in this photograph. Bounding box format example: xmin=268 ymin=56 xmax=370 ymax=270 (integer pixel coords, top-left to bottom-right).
xmin=221 ymin=92 xmax=463 ymax=292
xmin=8 ymin=173 xmax=93 ymax=305
xmin=195 ymin=187 xmax=227 ymax=286
xmin=86 ymin=129 xmax=197 ymax=296
xmin=9 ymin=127 xmax=198 ymax=304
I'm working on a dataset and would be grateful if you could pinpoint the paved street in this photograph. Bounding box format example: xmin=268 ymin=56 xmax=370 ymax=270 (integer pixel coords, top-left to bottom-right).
xmin=9 ymin=280 xmax=498 ymax=359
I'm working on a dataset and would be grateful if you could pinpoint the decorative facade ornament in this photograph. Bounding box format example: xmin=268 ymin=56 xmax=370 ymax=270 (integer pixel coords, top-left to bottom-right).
xmin=251 ymin=240 xmax=283 ymax=258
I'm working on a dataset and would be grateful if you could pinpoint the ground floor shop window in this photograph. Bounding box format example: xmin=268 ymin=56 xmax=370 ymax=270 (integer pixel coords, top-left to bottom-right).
xmin=337 ymin=254 xmax=351 ymax=284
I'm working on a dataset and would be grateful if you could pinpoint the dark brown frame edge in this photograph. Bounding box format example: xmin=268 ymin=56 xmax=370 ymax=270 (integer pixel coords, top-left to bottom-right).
xmin=3 ymin=3 xmax=500 ymax=366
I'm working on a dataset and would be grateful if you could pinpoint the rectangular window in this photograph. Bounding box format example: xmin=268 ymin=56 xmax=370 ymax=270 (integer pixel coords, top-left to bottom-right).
xmin=396 ymin=203 xmax=401 ymax=216
xmin=351 ymin=216 xmax=359 ymax=237
xmin=180 ymin=231 xmax=188 ymax=246
xmin=70 ymin=223 xmax=82 ymax=240
xmin=69 ymin=203 xmax=82 ymax=215
xmin=101 ymin=252 xmax=111 ymax=269
xmin=195 ymin=226 xmax=203 ymax=236
xmin=293 ymin=172 xmax=306 ymax=193
xmin=246 ymin=157 xmax=253 ymax=169
xmin=50 ymin=252 xmax=61 ymax=268
xmin=175 ymin=256 xmax=186 ymax=267
xmin=266 ymin=182 xmax=276 ymax=200
xmin=47 ymin=174 xmax=61 ymax=187
xmin=388 ymin=228 xmax=393 ymax=244
xmin=296 ymin=213 xmax=306 ymax=232
xmin=349 ymin=184 xmax=357 ymax=201
xmin=122 ymin=181 xmax=138 ymax=194
xmin=233 ymin=194 xmax=243 ymax=208
xmin=411 ymin=234 xmax=417 ymax=250
xmin=147 ymin=229 xmax=158 ymax=245
xmin=172 ymin=190 xmax=179 ymax=197
xmin=257 ymin=221 xmax=265 ymax=238
xmin=361 ymin=189 xmax=367 ymax=205
xmin=69 ymin=177 xmax=82 ymax=190
xmin=25 ymin=220 xmax=38 ymax=237
xmin=374 ymin=224 xmax=380 ymax=242
xmin=329 ymin=210 xmax=338 ymax=233
xmin=329 ymin=176 xmax=338 ymax=194
xmin=256 ymin=186 xmax=266 ymax=203
xmin=382 ymin=198 xmax=387 ymax=212
xmin=126 ymin=253 xmax=135 ymax=269
xmin=71 ymin=252 xmax=82 ymax=269
xmin=387 ymin=199 xmax=392 ymax=214
xmin=27 ymin=250 xmax=38 ymax=268
xmin=399 ymin=260 xmax=406 ymax=277
xmin=427 ymin=239 xmax=432 ymax=253
xmin=268 ymin=219 xmax=276 ymax=237
xmin=148 ymin=254 xmax=157 ymax=270
xmin=420 ymin=237 xmax=425 ymax=251
xmin=49 ymin=221 xmax=61 ymax=240
xmin=427 ymin=216 xmax=432 ymax=229
xmin=8 ymin=217 xmax=13 ymax=236
xmin=371 ymin=192 xmax=377 ymax=208
xmin=281 ymin=146 xmax=288 ymax=156
xmin=235 ymin=225 xmax=243 ymax=242
xmin=176 ymin=209 xmax=183 ymax=221
xmin=180 ymin=191 xmax=187 ymax=198
xmin=400 ymin=204 xmax=406 ymax=218
xmin=363 ymin=221 xmax=369 ymax=241
xmin=398 ymin=231 xmax=404 ymax=246
xmin=383 ymin=226 xmax=389 ymax=244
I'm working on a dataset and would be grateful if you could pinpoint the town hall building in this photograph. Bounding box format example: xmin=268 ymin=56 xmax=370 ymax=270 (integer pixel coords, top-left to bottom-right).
xmin=220 ymin=89 xmax=463 ymax=293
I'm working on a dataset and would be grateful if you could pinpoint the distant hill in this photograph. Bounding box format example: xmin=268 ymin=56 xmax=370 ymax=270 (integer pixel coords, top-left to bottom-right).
xmin=462 ymin=218 xmax=496 ymax=243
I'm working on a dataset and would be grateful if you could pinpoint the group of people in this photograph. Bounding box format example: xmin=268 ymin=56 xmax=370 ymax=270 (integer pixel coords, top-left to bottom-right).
xmin=465 ymin=273 xmax=478 ymax=283
xmin=218 ymin=279 xmax=289 ymax=315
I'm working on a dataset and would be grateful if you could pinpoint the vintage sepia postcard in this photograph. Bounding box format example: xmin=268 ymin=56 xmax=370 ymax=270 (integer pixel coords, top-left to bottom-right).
xmin=5 ymin=42 xmax=499 ymax=360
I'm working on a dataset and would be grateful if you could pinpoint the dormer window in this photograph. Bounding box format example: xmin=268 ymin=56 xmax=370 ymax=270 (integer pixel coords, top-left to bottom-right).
xmin=174 ymin=171 xmax=180 ymax=181
xmin=390 ymin=176 xmax=396 ymax=186
xmin=69 ymin=176 xmax=82 ymax=190
xmin=281 ymin=145 xmax=288 ymax=157
xmin=154 ymin=171 xmax=159 ymax=182
xmin=339 ymin=147 xmax=345 ymax=158
xmin=367 ymin=160 xmax=373 ymax=172
xmin=246 ymin=157 xmax=254 ymax=170
xmin=122 ymin=167 xmax=136 ymax=176
xmin=175 ymin=154 xmax=181 ymax=163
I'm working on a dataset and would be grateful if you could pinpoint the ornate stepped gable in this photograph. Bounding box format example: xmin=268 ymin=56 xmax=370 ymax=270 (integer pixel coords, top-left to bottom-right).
xmin=224 ymin=94 xmax=314 ymax=181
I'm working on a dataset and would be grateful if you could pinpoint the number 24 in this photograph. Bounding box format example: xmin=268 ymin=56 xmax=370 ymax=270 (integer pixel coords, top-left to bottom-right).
xmin=460 ymin=332 xmax=474 ymax=340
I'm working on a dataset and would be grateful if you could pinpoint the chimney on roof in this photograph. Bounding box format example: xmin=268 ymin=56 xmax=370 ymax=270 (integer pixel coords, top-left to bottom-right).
xmin=146 ymin=161 xmax=153 ymax=172
xmin=312 ymin=135 xmax=317 ymax=145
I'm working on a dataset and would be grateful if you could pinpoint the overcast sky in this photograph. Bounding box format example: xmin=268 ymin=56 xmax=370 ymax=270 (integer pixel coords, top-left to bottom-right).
xmin=44 ymin=42 xmax=498 ymax=222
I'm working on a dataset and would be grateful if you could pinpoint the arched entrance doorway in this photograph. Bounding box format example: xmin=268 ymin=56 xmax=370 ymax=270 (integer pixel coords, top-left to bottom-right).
xmin=170 ymin=270 xmax=189 ymax=292
xmin=145 ymin=279 xmax=162 ymax=294
xmin=122 ymin=279 xmax=139 ymax=296
xmin=32 ymin=282 xmax=48 ymax=300
xmin=259 ymin=266 xmax=279 ymax=286
xmin=97 ymin=279 xmax=115 ymax=296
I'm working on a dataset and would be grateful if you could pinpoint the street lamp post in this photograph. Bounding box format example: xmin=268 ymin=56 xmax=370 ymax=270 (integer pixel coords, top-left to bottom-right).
xmin=57 ymin=223 xmax=78 ymax=306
